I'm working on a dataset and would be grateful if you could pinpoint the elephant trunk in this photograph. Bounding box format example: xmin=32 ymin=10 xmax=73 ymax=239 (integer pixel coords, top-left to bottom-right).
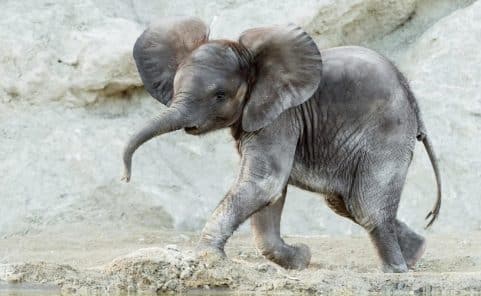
xmin=122 ymin=106 xmax=188 ymax=182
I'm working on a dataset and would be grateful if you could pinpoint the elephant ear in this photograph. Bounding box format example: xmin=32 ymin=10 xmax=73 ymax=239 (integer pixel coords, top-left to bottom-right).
xmin=133 ymin=17 xmax=209 ymax=105
xmin=239 ymin=24 xmax=322 ymax=132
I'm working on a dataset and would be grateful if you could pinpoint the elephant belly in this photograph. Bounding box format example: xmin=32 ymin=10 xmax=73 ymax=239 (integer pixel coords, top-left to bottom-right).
xmin=288 ymin=101 xmax=372 ymax=199
xmin=288 ymin=158 xmax=352 ymax=198
xmin=288 ymin=160 xmax=355 ymax=220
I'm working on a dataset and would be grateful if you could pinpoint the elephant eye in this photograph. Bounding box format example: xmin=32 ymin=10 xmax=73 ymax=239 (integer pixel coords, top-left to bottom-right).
xmin=215 ymin=90 xmax=226 ymax=101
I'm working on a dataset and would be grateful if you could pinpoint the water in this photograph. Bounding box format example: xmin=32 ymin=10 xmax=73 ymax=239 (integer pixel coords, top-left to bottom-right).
xmin=0 ymin=283 xmax=60 ymax=296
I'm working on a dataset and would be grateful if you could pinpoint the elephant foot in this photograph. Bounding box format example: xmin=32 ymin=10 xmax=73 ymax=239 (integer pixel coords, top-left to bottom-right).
xmin=395 ymin=220 xmax=426 ymax=269
xmin=263 ymin=243 xmax=311 ymax=270
xmin=286 ymin=243 xmax=312 ymax=270
xmin=382 ymin=262 xmax=409 ymax=273
xmin=405 ymin=238 xmax=426 ymax=269
xmin=195 ymin=244 xmax=227 ymax=267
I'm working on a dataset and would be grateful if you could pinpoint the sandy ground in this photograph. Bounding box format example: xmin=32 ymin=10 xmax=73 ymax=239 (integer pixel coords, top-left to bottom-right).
xmin=1 ymin=227 xmax=481 ymax=295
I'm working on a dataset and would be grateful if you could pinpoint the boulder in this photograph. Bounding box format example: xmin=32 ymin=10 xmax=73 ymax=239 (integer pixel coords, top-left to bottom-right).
xmin=0 ymin=1 xmax=142 ymax=106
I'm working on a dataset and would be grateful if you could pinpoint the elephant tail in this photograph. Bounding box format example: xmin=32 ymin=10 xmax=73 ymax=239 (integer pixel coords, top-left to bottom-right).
xmin=408 ymin=89 xmax=442 ymax=229
xmin=410 ymin=93 xmax=442 ymax=228
xmin=394 ymin=65 xmax=442 ymax=228
xmin=417 ymin=132 xmax=442 ymax=229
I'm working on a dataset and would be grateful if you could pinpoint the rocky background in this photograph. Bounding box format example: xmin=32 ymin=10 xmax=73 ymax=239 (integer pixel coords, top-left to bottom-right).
xmin=1 ymin=0 xmax=480 ymax=241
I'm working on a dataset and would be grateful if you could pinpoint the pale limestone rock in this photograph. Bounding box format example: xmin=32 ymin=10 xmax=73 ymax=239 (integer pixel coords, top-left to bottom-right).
xmin=0 ymin=1 xmax=142 ymax=106
xmin=397 ymin=0 xmax=481 ymax=231
xmin=65 ymin=18 xmax=143 ymax=105
xmin=305 ymin=0 xmax=417 ymax=48
xmin=0 ymin=0 xmax=418 ymax=106
xmin=130 ymin=0 xmax=417 ymax=45
xmin=0 ymin=0 xmax=478 ymax=239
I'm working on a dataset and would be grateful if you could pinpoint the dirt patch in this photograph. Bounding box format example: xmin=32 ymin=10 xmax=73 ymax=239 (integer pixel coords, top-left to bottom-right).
xmin=1 ymin=231 xmax=481 ymax=295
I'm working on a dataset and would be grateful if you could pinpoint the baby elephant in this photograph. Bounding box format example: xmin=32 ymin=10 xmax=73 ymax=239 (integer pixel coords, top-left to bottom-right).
xmin=122 ymin=17 xmax=442 ymax=273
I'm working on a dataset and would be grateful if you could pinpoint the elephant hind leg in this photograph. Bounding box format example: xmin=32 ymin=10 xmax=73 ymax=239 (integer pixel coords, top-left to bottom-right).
xmin=250 ymin=187 xmax=311 ymax=270
xmin=368 ymin=219 xmax=408 ymax=273
xmin=395 ymin=219 xmax=426 ymax=269
xmin=348 ymin=155 xmax=411 ymax=273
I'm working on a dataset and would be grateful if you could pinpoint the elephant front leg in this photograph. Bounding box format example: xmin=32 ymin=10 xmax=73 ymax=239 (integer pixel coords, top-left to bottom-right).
xmin=196 ymin=124 xmax=298 ymax=263
xmin=196 ymin=178 xmax=286 ymax=261
xmin=251 ymin=187 xmax=311 ymax=270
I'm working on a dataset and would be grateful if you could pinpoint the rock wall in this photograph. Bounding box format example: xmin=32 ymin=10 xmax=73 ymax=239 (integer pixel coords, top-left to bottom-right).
xmin=397 ymin=0 xmax=481 ymax=232
xmin=0 ymin=0 xmax=479 ymax=238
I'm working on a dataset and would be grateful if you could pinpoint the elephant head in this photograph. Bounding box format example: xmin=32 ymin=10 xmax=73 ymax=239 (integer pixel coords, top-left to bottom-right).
xmin=122 ymin=16 xmax=322 ymax=181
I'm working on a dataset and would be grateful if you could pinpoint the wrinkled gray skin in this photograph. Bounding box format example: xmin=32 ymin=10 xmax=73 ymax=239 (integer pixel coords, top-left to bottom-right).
xmin=122 ymin=17 xmax=442 ymax=273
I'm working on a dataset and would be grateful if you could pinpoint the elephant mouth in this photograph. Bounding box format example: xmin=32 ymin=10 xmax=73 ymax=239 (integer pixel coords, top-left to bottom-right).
xmin=185 ymin=122 xmax=223 ymax=135
xmin=184 ymin=126 xmax=202 ymax=135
